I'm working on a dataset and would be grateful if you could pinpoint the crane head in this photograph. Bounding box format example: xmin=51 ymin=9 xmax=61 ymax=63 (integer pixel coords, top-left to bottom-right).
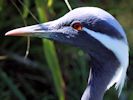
xmin=5 ymin=7 xmax=129 ymax=98
xmin=5 ymin=7 xmax=127 ymax=46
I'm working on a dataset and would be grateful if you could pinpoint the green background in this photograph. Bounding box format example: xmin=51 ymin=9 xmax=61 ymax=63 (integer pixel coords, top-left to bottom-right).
xmin=0 ymin=0 xmax=133 ymax=100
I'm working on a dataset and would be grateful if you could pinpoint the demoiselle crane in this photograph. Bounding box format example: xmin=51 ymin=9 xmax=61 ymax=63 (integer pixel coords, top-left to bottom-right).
xmin=5 ymin=7 xmax=129 ymax=100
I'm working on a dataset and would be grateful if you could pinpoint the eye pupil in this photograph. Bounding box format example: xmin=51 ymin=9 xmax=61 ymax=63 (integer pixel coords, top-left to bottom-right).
xmin=72 ymin=22 xmax=82 ymax=31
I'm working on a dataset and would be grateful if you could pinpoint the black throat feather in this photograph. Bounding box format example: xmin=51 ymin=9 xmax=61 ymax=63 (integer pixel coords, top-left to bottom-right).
xmin=81 ymin=47 xmax=120 ymax=100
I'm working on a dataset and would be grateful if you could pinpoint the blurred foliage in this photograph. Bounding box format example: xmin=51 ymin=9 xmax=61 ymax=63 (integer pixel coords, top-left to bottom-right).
xmin=35 ymin=0 xmax=65 ymax=100
xmin=0 ymin=0 xmax=133 ymax=100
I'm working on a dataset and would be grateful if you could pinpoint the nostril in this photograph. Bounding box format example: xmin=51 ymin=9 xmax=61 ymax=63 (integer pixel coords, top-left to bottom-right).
xmin=35 ymin=24 xmax=49 ymax=31
xmin=34 ymin=28 xmax=43 ymax=31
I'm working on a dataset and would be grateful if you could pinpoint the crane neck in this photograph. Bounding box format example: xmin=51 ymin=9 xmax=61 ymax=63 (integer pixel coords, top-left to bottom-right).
xmin=81 ymin=51 xmax=120 ymax=100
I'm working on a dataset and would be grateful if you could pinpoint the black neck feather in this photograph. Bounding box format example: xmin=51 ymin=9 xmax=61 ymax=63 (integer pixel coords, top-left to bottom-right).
xmin=81 ymin=51 xmax=120 ymax=100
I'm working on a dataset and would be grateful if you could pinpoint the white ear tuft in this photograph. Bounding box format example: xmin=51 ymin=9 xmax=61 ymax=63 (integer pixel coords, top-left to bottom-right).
xmin=83 ymin=27 xmax=129 ymax=96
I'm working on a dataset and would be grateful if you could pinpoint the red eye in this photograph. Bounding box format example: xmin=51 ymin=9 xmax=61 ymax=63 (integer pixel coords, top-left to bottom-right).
xmin=72 ymin=22 xmax=83 ymax=31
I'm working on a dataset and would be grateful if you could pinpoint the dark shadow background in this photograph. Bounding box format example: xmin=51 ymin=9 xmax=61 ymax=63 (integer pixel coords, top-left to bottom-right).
xmin=0 ymin=0 xmax=133 ymax=100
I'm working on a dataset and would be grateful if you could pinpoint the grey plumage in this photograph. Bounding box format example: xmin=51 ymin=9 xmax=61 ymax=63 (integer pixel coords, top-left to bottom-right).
xmin=5 ymin=7 xmax=129 ymax=100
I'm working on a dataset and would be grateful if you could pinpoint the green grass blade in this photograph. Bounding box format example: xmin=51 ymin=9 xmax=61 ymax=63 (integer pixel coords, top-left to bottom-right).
xmin=0 ymin=0 xmax=3 ymax=12
xmin=35 ymin=0 xmax=65 ymax=100
xmin=22 ymin=0 xmax=30 ymax=18
xmin=43 ymin=40 xmax=65 ymax=100
xmin=0 ymin=69 xmax=26 ymax=100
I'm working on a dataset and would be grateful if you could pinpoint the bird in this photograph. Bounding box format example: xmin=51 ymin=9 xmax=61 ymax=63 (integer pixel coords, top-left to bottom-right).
xmin=5 ymin=7 xmax=129 ymax=100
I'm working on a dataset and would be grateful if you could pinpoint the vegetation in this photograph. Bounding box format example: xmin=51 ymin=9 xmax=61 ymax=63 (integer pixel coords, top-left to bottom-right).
xmin=0 ymin=0 xmax=133 ymax=100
